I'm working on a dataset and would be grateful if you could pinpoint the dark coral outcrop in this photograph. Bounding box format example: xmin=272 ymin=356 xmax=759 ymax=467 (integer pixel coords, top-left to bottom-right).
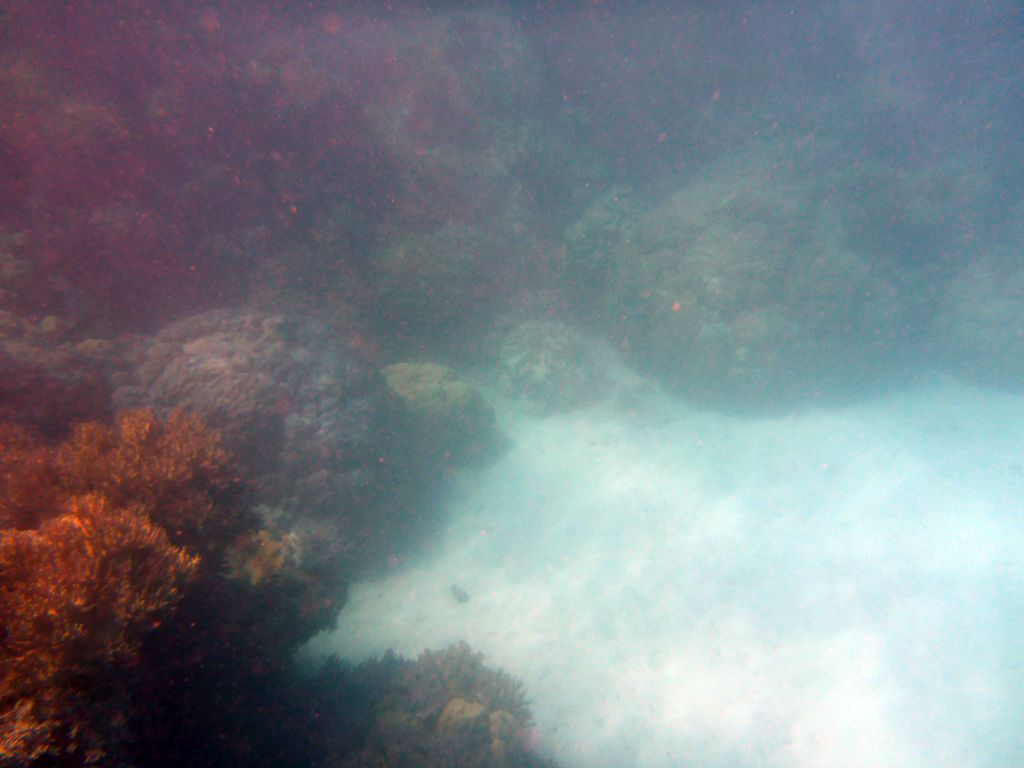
xmin=596 ymin=150 xmax=914 ymax=408
xmin=309 ymin=643 xmax=556 ymax=768
xmin=122 ymin=307 xmax=396 ymax=573
xmin=382 ymin=362 xmax=503 ymax=469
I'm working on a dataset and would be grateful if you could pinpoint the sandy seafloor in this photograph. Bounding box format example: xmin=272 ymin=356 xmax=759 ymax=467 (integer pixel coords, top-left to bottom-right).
xmin=305 ymin=355 xmax=1024 ymax=768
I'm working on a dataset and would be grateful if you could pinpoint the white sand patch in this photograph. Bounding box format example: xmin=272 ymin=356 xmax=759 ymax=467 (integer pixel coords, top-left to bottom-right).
xmin=304 ymin=372 xmax=1024 ymax=768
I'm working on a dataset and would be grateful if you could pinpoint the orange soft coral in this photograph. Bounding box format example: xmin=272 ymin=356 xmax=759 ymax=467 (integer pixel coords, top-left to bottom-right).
xmin=0 ymin=409 xmax=249 ymax=764
xmin=0 ymin=494 xmax=198 ymax=765
xmin=0 ymin=409 xmax=247 ymax=553
xmin=0 ymin=423 xmax=61 ymax=530
xmin=54 ymin=409 xmax=248 ymax=557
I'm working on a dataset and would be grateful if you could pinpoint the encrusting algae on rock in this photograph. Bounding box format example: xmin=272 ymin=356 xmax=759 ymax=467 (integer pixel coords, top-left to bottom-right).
xmin=382 ymin=361 xmax=504 ymax=468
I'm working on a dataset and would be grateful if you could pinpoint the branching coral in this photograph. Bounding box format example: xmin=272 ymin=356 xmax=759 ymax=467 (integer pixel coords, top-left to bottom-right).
xmin=312 ymin=642 xmax=547 ymax=768
xmin=54 ymin=409 xmax=248 ymax=557
xmin=0 ymin=409 xmax=246 ymax=551
xmin=0 ymin=494 xmax=198 ymax=765
xmin=0 ymin=409 xmax=251 ymax=765
xmin=399 ymin=642 xmax=531 ymax=726
xmin=0 ymin=423 xmax=61 ymax=530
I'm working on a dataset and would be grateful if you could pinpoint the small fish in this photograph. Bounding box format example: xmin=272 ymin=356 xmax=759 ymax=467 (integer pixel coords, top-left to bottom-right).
xmin=450 ymin=584 xmax=470 ymax=604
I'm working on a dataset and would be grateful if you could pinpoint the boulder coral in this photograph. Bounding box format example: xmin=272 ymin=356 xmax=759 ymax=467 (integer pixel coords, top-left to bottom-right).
xmin=599 ymin=150 xmax=910 ymax=407
xmin=124 ymin=308 xmax=391 ymax=573
xmin=382 ymin=362 xmax=503 ymax=468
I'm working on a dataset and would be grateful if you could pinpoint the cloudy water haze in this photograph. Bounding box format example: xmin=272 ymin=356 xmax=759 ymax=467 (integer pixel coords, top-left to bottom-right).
xmin=0 ymin=2 xmax=1022 ymax=767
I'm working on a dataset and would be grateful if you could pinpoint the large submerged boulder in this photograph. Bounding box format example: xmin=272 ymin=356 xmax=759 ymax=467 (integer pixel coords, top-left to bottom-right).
xmin=121 ymin=307 xmax=394 ymax=572
xmin=495 ymin=319 xmax=609 ymax=414
xmin=347 ymin=9 xmax=541 ymax=228
xmin=596 ymin=152 xmax=915 ymax=408
xmin=382 ymin=361 xmax=502 ymax=469
xmin=932 ymin=250 xmax=1024 ymax=390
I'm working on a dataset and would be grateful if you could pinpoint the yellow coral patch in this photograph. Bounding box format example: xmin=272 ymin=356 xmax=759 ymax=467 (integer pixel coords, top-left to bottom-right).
xmin=437 ymin=697 xmax=487 ymax=733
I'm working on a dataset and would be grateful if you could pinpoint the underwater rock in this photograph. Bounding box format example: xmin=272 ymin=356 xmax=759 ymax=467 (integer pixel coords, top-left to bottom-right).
xmin=496 ymin=319 xmax=608 ymax=414
xmin=932 ymin=252 xmax=1024 ymax=390
xmin=382 ymin=361 xmax=503 ymax=468
xmin=597 ymin=150 xmax=913 ymax=408
xmin=560 ymin=186 xmax=642 ymax=314
xmin=311 ymin=642 xmax=555 ymax=768
xmin=125 ymin=307 xmax=392 ymax=572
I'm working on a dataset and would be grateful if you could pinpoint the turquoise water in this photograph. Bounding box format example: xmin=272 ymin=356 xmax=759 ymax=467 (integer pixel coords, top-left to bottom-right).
xmin=311 ymin=362 xmax=1024 ymax=768
xmin=3 ymin=2 xmax=1023 ymax=766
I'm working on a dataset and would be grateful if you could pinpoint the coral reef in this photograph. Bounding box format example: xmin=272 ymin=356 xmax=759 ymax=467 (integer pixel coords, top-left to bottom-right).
xmin=596 ymin=149 xmax=913 ymax=407
xmin=54 ymin=409 xmax=248 ymax=558
xmin=128 ymin=550 xmax=347 ymax=768
xmin=0 ymin=409 xmax=263 ymax=767
xmin=0 ymin=408 xmax=247 ymax=556
xmin=0 ymin=5 xmax=589 ymax=333
xmin=0 ymin=423 xmax=61 ymax=530
xmin=382 ymin=362 xmax=503 ymax=468
xmin=123 ymin=308 xmax=394 ymax=573
xmin=0 ymin=494 xmax=198 ymax=766
xmin=310 ymin=643 xmax=556 ymax=768
xmin=0 ymin=309 xmax=115 ymax=438
xmin=496 ymin=320 xmax=608 ymax=414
